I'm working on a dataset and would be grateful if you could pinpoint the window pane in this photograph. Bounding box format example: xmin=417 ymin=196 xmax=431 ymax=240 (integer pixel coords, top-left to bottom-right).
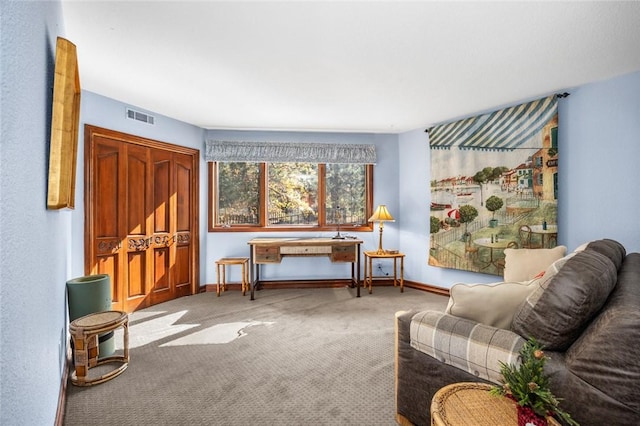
xmin=551 ymin=126 xmax=558 ymax=149
xmin=325 ymin=164 xmax=366 ymax=225
xmin=268 ymin=163 xmax=318 ymax=225
xmin=217 ymin=162 xmax=260 ymax=225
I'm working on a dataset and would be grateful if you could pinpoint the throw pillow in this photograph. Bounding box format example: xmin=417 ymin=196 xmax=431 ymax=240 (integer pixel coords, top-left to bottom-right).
xmin=511 ymin=250 xmax=618 ymax=350
xmin=503 ymin=245 xmax=567 ymax=282
xmin=585 ymin=239 xmax=626 ymax=270
xmin=446 ymin=280 xmax=538 ymax=329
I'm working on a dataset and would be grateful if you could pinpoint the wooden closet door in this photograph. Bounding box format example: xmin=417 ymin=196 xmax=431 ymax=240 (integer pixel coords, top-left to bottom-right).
xmin=123 ymin=143 xmax=153 ymax=312
xmin=85 ymin=125 xmax=199 ymax=313
xmin=149 ymin=149 xmax=174 ymax=305
xmin=174 ymin=152 xmax=195 ymax=298
xmin=91 ymin=136 xmax=126 ymax=309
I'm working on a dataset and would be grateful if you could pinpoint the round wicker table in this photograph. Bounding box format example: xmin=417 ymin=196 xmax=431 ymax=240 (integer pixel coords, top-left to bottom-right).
xmin=430 ymin=382 xmax=560 ymax=426
xmin=69 ymin=310 xmax=129 ymax=386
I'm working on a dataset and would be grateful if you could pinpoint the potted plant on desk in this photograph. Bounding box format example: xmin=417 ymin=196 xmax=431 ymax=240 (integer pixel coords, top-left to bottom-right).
xmin=491 ymin=338 xmax=579 ymax=426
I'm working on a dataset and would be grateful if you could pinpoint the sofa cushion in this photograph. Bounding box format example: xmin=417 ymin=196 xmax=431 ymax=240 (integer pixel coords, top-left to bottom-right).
xmin=503 ymin=245 xmax=567 ymax=282
xmin=585 ymin=239 xmax=626 ymax=270
xmin=446 ymin=281 xmax=537 ymax=329
xmin=410 ymin=311 xmax=525 ymax=384
xmin=511 ymin=249 xmax=618 ymax=350
xmin=565 ymin=253 xmax=640 ymax=414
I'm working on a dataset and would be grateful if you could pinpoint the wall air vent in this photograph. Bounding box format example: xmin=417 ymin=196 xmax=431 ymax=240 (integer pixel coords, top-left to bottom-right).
xmin=126 ymin=108 xmax=155 ymax=125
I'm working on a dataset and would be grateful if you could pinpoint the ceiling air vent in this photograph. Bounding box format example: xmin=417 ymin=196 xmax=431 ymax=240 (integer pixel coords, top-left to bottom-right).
xmin=126 ymin=108 xmax=155 ymax=125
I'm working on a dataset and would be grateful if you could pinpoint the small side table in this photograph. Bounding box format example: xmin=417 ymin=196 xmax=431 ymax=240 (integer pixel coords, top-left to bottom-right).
xmin=215 ymin=257 xmax=250 ymax=296
xmin=69 ymin=310 xmax=129 ymax=386
xmin=430 ymin=382 xmax=560 ymax=426
xmin=363 ymin=251 xmax=405 ymax=294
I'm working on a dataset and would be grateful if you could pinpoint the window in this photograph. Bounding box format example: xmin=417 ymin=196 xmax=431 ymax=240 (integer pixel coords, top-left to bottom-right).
xmin=209 ymin=162 xmax=373 ymax=232
xmin=549 ymin=126 xmax=559 ymax=157
xmin=268 ymin=162 xmax=318 ymax=225
xmin=534 ymin=156 xmax=543 ymax=168
xmin=215 ymin=162 xmax=260 ymax=226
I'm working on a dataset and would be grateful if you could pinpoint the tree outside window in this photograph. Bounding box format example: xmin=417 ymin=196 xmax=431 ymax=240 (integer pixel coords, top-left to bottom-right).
xmin=268 ymin=163 xmax=318 ymax=225
xmin=209 ymin=161 xmax=372 ymax=232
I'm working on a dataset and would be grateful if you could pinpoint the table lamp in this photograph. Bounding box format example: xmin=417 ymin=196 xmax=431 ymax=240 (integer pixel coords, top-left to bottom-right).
xmin=369 ymin=204 xmax=395 ymax=254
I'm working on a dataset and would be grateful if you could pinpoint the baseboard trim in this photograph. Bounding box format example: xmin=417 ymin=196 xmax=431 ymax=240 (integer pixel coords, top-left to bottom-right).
xmin=403 ymin=280 xmax=450 ymax=296
xmin=203 ymin=279 xmax=450 ymax=296
xmin=55 ymin=351 xmax=71 ymax=426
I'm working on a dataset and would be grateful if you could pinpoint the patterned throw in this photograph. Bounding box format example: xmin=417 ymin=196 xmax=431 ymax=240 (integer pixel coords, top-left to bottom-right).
xmin=410 ymin=311 xmax=525 ymax=384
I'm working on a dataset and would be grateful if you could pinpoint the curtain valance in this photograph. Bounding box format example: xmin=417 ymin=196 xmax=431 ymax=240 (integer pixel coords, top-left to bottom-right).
xmin=427 ymin=95 xmax=558 ymax=151
xmin=205 ymin=140 xmax=376 ymax=164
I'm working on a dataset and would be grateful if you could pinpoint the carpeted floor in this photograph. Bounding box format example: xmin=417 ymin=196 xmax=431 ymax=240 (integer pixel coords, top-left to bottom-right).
xmin=63 ymin=286 xmax=447 ymax=425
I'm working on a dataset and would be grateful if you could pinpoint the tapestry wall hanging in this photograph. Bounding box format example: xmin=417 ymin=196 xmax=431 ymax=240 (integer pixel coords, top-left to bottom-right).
xmin=428 ymin=95 xmax=559 ymax=276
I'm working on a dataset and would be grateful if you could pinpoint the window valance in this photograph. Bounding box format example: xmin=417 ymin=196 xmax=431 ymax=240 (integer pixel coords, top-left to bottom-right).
xmin=205 ymin=140 xmax=377 ymax=164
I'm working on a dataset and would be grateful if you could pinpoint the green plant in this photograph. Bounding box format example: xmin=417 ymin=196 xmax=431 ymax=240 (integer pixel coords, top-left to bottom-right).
xmin=485 ymin=195 xmax=504 ymax=219
xmin=458 ymin=205 xmax=478 ymax=234
xmin=430 ymin=216 xmax=441 ymax=234
xmin=458 ymin=205 xmax=478 ymax=223
xmin=491 ymin=338 xmax=579 ymax=425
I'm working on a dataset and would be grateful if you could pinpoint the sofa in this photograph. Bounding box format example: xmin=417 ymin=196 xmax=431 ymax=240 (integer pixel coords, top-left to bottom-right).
xmin=395 ymin=239 xmax=640 ymax=425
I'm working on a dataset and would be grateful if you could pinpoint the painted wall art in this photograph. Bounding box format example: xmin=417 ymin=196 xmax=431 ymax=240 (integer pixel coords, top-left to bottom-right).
xmin=428 ymin=95 xmax=559 ymax=275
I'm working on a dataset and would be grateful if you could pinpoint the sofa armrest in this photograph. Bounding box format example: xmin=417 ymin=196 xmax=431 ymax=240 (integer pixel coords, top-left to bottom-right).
xmin=410 ymin=310 xmax=526 ymax=384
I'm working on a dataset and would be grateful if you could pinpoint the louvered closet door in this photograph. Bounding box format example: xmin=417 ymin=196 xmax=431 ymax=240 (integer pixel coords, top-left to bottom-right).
xmin=85 ymin=125 xmax=199 ymax=313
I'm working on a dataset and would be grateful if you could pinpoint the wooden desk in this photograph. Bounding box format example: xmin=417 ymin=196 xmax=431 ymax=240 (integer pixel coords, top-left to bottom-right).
xmin=363 ymin=251 xmax=405 ymax=294
xmin=431 ymin=382 xmax=561 ymax=426
xmin=247 ymin=237 xmax=363 ymax=300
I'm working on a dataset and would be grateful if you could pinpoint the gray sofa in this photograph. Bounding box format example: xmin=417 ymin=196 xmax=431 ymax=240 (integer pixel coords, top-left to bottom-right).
xmin=395 ymin=239 xmax=640 ymax=425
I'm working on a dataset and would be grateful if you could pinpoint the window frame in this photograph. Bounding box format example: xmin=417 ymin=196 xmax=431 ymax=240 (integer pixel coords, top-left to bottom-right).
xmin=208 ymin=162 xmax=374 ymax=232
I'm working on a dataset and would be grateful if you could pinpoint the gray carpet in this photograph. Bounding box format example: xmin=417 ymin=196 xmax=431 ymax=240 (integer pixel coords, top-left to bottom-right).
xmin=63 ymin=286 xmax=447 ymax=425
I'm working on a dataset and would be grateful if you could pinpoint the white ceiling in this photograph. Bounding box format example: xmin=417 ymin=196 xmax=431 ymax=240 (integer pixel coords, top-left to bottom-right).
xmin=61 ymin=1 xmax=640 ymax=133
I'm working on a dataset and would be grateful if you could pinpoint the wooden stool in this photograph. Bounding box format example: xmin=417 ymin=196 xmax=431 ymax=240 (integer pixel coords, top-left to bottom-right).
xmin=215 ymin=257 xmax=250 ymax=296
xmin=69 ymin=310 xmax=129 ymax=386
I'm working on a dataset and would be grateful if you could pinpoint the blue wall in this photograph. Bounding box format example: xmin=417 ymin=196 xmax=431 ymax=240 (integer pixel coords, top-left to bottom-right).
xmin=1 ymin=1 xmax=68 ymax=424
xmin=560 ymin=71 xmax=640 ymax=251
xmin=398 ymin=70 xmax=640 ymax=288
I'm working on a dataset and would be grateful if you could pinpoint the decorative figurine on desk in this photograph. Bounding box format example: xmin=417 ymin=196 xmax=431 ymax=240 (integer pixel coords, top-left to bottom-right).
xmin=332 ymin=206 xmax=345 ymax=239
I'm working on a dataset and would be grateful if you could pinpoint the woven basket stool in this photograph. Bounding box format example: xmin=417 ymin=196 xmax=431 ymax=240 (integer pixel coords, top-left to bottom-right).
xmin=69 ymin=310 xmax=129 ymax=386
xmin=431 ymin=382 xmax=560 ymax=426
xmin=215 ymin=257 xmax=250 ymax=296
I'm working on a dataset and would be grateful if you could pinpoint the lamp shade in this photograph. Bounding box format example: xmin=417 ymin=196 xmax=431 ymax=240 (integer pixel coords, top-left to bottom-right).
xmin=369 ymin=204 xmax=395 ymax=222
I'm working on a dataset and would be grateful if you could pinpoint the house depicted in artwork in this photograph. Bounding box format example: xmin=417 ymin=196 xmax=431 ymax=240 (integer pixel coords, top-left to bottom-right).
xmin=532 ymin=115 xmax=559 ymax=201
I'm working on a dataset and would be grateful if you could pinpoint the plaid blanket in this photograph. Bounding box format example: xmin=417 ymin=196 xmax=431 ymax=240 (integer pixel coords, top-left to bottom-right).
xmin=410 ymin=311 xmax=525 ymax=384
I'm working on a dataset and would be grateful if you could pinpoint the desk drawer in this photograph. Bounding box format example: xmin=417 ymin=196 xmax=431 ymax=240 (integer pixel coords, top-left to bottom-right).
xmin=280 ymin=246 xmax=332 ymax=255
xmin=331 ymin=245 xmax=356 ymax=262
xmin=254 ymin=246 xmax=282 ymax=263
